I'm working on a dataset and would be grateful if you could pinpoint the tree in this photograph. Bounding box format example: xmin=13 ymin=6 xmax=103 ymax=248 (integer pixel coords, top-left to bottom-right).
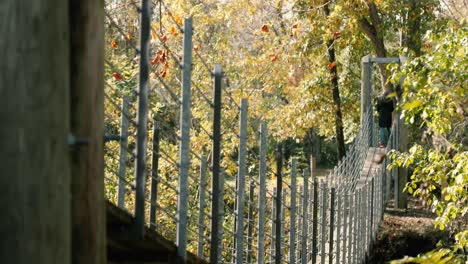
xmin=389 ymin=23 xmax=467 ymax=262
xmin=323 ymin=0 xmax=346 ymax=160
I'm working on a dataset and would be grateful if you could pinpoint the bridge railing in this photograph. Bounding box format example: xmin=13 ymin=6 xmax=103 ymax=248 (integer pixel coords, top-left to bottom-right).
xmin=103 ymin=1 xmax=399 ymax=263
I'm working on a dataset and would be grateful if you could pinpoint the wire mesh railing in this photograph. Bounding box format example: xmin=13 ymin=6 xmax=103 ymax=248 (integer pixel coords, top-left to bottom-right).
xmin=103 ymin=1 xmax=401 ymax=263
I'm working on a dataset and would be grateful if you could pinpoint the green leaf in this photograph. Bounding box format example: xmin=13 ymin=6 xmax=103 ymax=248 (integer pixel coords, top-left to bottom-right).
xmin=402 ymin=99 xmax=423 ymax=110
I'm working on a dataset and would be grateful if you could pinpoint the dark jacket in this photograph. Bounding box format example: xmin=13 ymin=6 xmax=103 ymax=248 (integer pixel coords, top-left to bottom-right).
xmin=376 ymin=97 xmax=394 ymax=127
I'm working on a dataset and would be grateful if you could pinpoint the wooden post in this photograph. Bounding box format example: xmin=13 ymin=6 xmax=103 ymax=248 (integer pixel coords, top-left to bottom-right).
xmin=361 ymin=55 xmax=372 ymax=128
xmin=396 ymin=55 xmax=408 ymax=209
xmin=0 ymin=1 xmax=71 ymax=263
xmin=69 ymin=0 xmax=106 ymax=263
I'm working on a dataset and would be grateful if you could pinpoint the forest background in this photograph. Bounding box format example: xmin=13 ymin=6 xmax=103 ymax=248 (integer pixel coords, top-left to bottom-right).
xmin=104 ymin=0 xmax=467 ymax=262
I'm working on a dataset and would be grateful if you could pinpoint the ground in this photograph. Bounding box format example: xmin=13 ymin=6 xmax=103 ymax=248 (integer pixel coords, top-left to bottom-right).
xmin=369 ymin=197 xmax=452 ymax=264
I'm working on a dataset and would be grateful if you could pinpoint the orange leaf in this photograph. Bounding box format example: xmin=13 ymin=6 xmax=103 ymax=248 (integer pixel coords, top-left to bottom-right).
xmin=173 ymin=15 xmax=183 ymax=26
xmin=328 ymin=61 xmax=337 ymax=70
xmin=271 ymin=55 xmax=279 ymax=62
xmin=333 ymin=32 xmax=341 ymax=39
xmin=111 ymin=40 xmax=118 ymax=49
xmin=168 ymin=26 xmax=178 ymax=36
xmin=161 ymin=34 xmax=168 ymax=43
xmin=160 ymin=50 xmax=167 ymax=64
xmin=126 ymin=33 xmax=132 ymax=40
xmin=160 ymin=68 xmax=167 ymax=78
xmin=151 ymin=56 xmax=159 ymax=65
xmin=194 ymin=44 xmax=200 ymax=52
xmin=261 ymin=24 xmax=269 ymax=33
xmin=292 ymin=23 xmax=299 ymax=29
xmin=112 ymin=72 xmax=123 ymax=81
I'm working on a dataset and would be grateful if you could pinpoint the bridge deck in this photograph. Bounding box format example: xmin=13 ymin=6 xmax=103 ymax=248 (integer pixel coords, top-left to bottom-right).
xmin=356 ymin=147 xmax=386 ymax=189
xmin=107 ymin=202 xmax=207 ymax=264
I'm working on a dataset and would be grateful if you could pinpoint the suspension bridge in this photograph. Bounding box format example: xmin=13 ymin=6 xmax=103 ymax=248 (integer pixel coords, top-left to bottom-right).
xmin=0 ymin=1 xmax=410 ymax=264
xmin=102 ymin=2 xmax=408 ymax=263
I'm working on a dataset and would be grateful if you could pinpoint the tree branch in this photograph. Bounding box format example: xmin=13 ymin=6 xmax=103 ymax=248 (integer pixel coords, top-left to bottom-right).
xmin=367 ymin=2 xmax=382 ymax=31
xmin=357 ymin=18 xmax=377 ymax=43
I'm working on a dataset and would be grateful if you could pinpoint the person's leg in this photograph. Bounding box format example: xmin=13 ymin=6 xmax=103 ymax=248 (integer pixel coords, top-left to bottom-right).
xmin=386 ymin=127 xmax=391 ymax=144
xmin=379 ymin=127 xmax=386 ymax=147
xmin=384 ymin=127 xmax=391 ymax=146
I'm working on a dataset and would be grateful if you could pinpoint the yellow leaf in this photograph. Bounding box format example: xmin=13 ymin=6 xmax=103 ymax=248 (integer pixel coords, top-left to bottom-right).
xmin=402 ymin=99 xmax=423 ymax=110
xmin=173 ymin=15 xmax=183 ymax=26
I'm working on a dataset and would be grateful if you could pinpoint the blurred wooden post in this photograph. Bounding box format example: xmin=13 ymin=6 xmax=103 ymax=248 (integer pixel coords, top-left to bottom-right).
xmin=361 ymin=55 xmax=372 ymax=128
xmin=69 ymin=0 xmax=106 ymax=263
xmin=0 ymin=1 xmax=71 ymax=263
xmin=395 ymin=55 xmax=408 ymax=209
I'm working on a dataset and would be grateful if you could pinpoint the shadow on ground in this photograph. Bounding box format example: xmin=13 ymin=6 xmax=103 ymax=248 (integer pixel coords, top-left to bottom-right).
xmin=368 ymin=199 xmax=450 ymax=264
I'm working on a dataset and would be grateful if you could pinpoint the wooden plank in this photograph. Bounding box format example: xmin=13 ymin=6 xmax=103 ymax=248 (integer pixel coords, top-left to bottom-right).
xmin=106 ymin=202 xmax=208 ymax=264
xmin=357 ymin=148 xmax=387 ymax=188
xmin=0 ymin=1 xmax=71 ymax=263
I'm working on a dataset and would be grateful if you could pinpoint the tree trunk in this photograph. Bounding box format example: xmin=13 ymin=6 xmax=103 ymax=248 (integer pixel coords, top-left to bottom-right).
xmin=402 ymin=0 xmax=422 ymax=56
xmin=358 ymin=3 xmax=393 ymax=94
xmin=69 ymin=1 xmax=106 ymax=263
xmin=0 ymin=1 xmax=71 ymax=263
xmin=324 ymin=2 xmax=346 ymax=160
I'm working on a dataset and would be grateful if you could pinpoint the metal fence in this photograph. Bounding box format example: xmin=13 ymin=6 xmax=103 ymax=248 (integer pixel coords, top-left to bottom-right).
xmin=102 ymin=1 xmax=400 ymax=263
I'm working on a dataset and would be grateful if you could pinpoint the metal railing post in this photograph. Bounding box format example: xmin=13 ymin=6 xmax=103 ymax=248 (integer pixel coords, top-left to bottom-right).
xmin=343 ymin=192 xmax=349 ymax=264
xmin=117 ymin=96 xmax=130 ymax=208
xmin=246 ymin=181 xmax=255 ymax=263
xmin=289 ymin=159 xmax=297 ymax=264
xmin=298 ymin=186 xmax=303 ymax=262
xmin=257 ymin=122 xmax=267 ymax=264
xmin=320 ymin=184 xmax=328 ymax=264
xmin=329 ymin=188 xmax=336 ymax=264
xmin=235 ymin=99 xmax=248 ymax=264
xmin=149 ymin=120 xmax=160 ymax=226
xmin=281 ymin=191 xmax=286 ymax=258
xmin=134 ymin=0 xmax=151 ymax=239
xmin=394 ymin=119 xmax=400 ymax=208
xmin=353 ymin=191 xmax=359 ymax=264
xmin=370 ymin=178 xmax=375 ymax=249
xmin=218 ymin=170 xmax=225 ymax=261
xmin=210 ymin=64 xmax=223 ymax=264
xmin=360 ymin=189 xmax=366 ymax=262
xmin=197 ymin=156 xmax=207 ymax=258
xmin=347 ymin=193 xmax=353 ymax=264
xmin=360 ymin=55 xmax=371 ymax=130
xmin=336 ymin=191 xmax=342 ymax=264
xmin=175 ymin=17 xmax=193 ymax=261
xmin=301 ymin=171 xmax=309 ymax=264
xmin=275 ymin=144 xmax=283 ymax=264
xmin=270 ymin=188 xmax=277 ymax=264
xmin=312 ymin=177 xmax=319 ymax=264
